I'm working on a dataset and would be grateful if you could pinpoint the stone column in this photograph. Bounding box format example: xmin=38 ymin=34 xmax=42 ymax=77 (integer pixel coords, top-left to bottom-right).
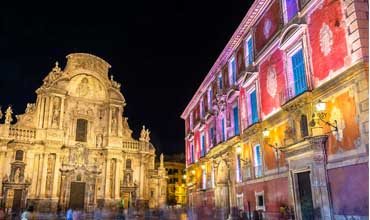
xmin=59 ymin=97 xmax=65 ymax=129
xmin=309 ymin=136 xmax=333 ymax=220
xmin=40 ymin=153 xmax=49 ymax=197
xmin=115 ymin=159 xmax=121 ymax=199
xmin=0 ymin=152 xmax=5 ymax=197
xmin=30 ymin=154 xmax=39 ymax=197
xmin=117 ymin=107 xmax=123 ymax=137
xmin=104 ymin=158 xmax=111 ymax=198
xmin=47 ymin=96 xmax=53 ymax=128
xmin=108 ymin=107 xmax=113 ymax=136
xmin=52 ymin=155 xmax=61 ymax=198
xmin=138 ymin=154 xmax=145 ymax=200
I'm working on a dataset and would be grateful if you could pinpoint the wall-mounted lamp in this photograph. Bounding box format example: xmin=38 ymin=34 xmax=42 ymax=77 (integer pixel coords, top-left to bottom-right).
xmin=262 ymin=128 xmax=270 ymax=137
xmin=201 ymin=164 xmax=206 ymax=170
xmin=183 ymin=174 xmax=187 ymax=180
xmin=191 ymin=170 xmax=195 ymax=175
xmin=236 ymin=146 xmax=242 ymax=155
xmin=310 ymin=100 xmax=338 ymax=132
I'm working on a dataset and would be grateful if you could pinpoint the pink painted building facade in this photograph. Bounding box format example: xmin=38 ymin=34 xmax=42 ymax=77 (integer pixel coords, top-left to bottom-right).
xmin=181 ymin=0 xmax=368 ymax=219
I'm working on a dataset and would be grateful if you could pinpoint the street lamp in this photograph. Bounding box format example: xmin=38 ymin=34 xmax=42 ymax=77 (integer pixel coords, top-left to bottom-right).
xmin=310 ymin=99 xmax=338 ymax=132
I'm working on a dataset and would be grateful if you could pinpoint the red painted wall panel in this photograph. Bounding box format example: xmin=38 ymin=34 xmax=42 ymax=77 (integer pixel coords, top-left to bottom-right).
xmin=255 ymin=0 xmax=282 ymax=54
xmin=259 ymin=48 xmax=286 ymax=119
xmin=308 ymin=0 xmax=347 ymax=86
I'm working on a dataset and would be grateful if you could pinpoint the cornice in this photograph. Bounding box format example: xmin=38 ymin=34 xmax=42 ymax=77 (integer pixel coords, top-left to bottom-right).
xmin=181 ymin=0 xmax=270 ymax=119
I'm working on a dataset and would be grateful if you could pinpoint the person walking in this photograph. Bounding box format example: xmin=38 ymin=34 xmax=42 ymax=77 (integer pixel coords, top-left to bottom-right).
xmin=66 ymin=207 xmax=73 ymax=220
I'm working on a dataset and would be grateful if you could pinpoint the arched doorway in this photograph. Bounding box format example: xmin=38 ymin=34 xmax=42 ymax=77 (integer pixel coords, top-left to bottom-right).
xmin=215 ymin=160 xmax=229 ymax=217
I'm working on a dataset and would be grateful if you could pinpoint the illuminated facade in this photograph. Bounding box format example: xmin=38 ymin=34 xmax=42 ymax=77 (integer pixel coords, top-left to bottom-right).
xmin=181 ymin=0 xmax=368 ymax=219
xmin=161 ymin=160 xmax=186 ymax=206
xmin=0 ymin=53 xmax=167 ymax=213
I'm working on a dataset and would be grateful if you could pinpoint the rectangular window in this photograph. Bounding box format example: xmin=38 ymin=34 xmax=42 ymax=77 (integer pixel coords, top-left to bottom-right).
xmin=200 ymin=99 xmax=205 ymax=118
xmin=255 ymin=192 xmax=265 ymax=211
xmin=236 ymin=154 xmax=242 ymax=182
xmin=284 ymin=0 xmax=299 ymax=22
xmin=201 ymin=133 xmax=206 ymax=157
xmin=246 ymin=37 xmax=253 ymax=65
xmin=229 ymin=58 xmax=237 ymax=85
xmin=76 ymin=119 xmax=88 ymax=142
xmin=254 ymin=145 xmax=263 ymax=177
xmin=208 ymin=88 xmax=213 ymax=110
xmin=218 ymin=74 xmax=223 ymax=90
xmin=250 ymin=90 xmax=258 ymax=124
xmin=233 ymin=106 xmax=240 ymax=135
xmin=190 ymin=142 xmax=195 ymax=163
xmin=221 ymin=117 xmax=226 ymax=142
xmin=202 ymin=169 xmax=207 ymax=190
xmin=189 ymin=113 xmax=194 ymax=130
xmin=210 ymin=127 xmax=215 ymax=147
xmin=291 ymin=48 xmax=307 ymax=96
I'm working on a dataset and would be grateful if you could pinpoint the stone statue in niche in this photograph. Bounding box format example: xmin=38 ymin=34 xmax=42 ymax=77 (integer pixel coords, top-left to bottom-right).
xmin=111 ymin=108 xmax=118 ymax=135
xmin=25 ymin=103 xmax=36 ymax=114
xmin=76 ymin=146 xmax=85 ymax=166
xmin=96 ymin=134 xmax=103 ymax=148
xmin=51 ymin=98 xmax=61 ymax=128
xmin=5 ymin=106 xmax=13 ymax=124
xmin=77 ymin=77 xmax=90 ymax=97
xmin=14 ymin=168 xmax=20 ymax=183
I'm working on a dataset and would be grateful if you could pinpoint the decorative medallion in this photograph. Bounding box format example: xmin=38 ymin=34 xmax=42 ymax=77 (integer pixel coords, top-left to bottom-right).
xmin=263 ymin=19 xmax=272 ymax=39
xmin=319 ymin=23 xmax=333 ymax=56
xmin=266 ymin=65 xmax=277 ymax=97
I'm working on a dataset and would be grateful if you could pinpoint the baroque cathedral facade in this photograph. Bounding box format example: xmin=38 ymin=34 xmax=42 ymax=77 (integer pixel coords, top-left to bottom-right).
xmin=0 ymin=53 xmax=167 ymax=213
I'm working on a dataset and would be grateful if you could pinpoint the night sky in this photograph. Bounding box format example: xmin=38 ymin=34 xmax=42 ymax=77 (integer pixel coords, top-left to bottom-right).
xmin=0 ymin=2 xmax=253 ymax=155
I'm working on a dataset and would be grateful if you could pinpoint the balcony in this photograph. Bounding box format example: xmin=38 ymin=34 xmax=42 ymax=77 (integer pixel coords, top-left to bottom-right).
xmin=8 ymin=126 xmax=36 ymax=141
xmin=122 ymin=140 xmax=154 ymax=153
xmin=254 ymin=165 xmax=263 ymax=178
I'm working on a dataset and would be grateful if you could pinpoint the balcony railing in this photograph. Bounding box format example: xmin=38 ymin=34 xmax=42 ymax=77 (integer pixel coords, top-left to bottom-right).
xmin=122 ymin=140 xmax=154 ymax=152
xmin=279 ymin=79 xmax=308 ymax=105
xmin=254 ymin=165 xmax=263 ymax=178
xmin=8 ymin=126 xmax=36 ymax=141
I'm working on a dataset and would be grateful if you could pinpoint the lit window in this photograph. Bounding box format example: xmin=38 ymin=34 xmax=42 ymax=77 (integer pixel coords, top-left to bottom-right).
xmin=254 ymin=145 xmax=263 ymax=177
xmin=218 ymin=74 xmax=223 ymax=90
xmin=245 ymin=36 xmax=253 ymax=66
xmin=229 ymin=57 xmax=237 ymax=85
xmin=200 ymin=98 xmax=205 ymax=118
xmin=202 ymin=168 xmax=207 ymax=190
xmin=289 ymin=47 xmax=307 ymax=96
xmin=189 ymin=112 xmax=194 ymax=130
xmin=236 ymin=154 xmax=242 ymax=182
xmin=208 ymin=88 xmax=213 ymax=109
xmin=221 ymin=117 xmax=226 ymax=142
xmin=200 ymin=133 xmax=206 ymax=157
xmin=246 ymin=89 xmax=259 ymax=125
xmin=233 ymin=105 xmax=240 ymax=135
xmin=283 ymin=0 xmax=299 ymax=22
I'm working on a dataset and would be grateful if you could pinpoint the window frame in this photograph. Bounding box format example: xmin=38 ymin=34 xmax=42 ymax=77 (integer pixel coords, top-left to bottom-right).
xmin=255 ymin=191 xmax=266 ymax=211
xmin=228 ymin=56 xmax=237 ymax=86
xmin=218 ymin=73 xmax=223 ymax=90
xmin=245 ymin=35 xmax=254 ymax=66
xmin=253 ymin=144 xmax=263 ymax=178
xmin=287 ymin=43 xmax=308 ymax=97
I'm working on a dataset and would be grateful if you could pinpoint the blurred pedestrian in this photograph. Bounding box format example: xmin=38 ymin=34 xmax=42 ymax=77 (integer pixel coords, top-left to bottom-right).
xmin=21 ymin=206 xmax=34 ymax=220
xmin=0 ymin=207 xmax=5 ymax=220
xmin=66 ymin=207 xmax=73 ymax=220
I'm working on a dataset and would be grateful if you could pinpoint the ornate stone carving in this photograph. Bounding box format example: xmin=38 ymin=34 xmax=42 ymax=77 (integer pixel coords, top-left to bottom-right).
xmin=5 ymin=106 xmax=13 ymax=124
xmin=111 ymin=108 xmax=118 ymax=136
xmin=14 ymin=168 xmax=20 ymax=183
xmin=25 ymin=103 xmax=36 ymax=114
xmin=43 ymin=62 xmax=63 ymax=87
xmin=110 ymin=75 xmax=121 ymax=89
xmin=267 ymin=65 xmax=277 ymax=97
xmin=319 ymin=23 xmax=333 ymax=56
xmin=52 ymin=97 xmax=61 ymax=128
xmin=96 ymin=134 xmax=103 ymax=148
xmin=77 ymin=77 xmax=90 ymax=97
xmin=139 ymin=125 xmax=151 ymax=142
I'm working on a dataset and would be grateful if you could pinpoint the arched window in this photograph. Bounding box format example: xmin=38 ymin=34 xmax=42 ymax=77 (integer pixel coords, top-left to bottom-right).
xmin=76 ymin=119 xmax=88 ymax=142
xmin=126 ymin=159 xmax=132 ymax=169
xmin=15 ymin=150 xmax=24 ymax=161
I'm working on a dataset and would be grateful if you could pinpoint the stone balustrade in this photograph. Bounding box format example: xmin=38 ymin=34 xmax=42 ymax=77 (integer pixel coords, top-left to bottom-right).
xmin=8 ymin=126 xmax=36 ymax=140
xmin=122 ymin=140 xmax=155 ymax=153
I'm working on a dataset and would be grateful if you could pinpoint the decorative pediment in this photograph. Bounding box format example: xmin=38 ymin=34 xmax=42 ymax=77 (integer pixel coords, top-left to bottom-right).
xmin=279 ymin=22 xmax=307 ymax=51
